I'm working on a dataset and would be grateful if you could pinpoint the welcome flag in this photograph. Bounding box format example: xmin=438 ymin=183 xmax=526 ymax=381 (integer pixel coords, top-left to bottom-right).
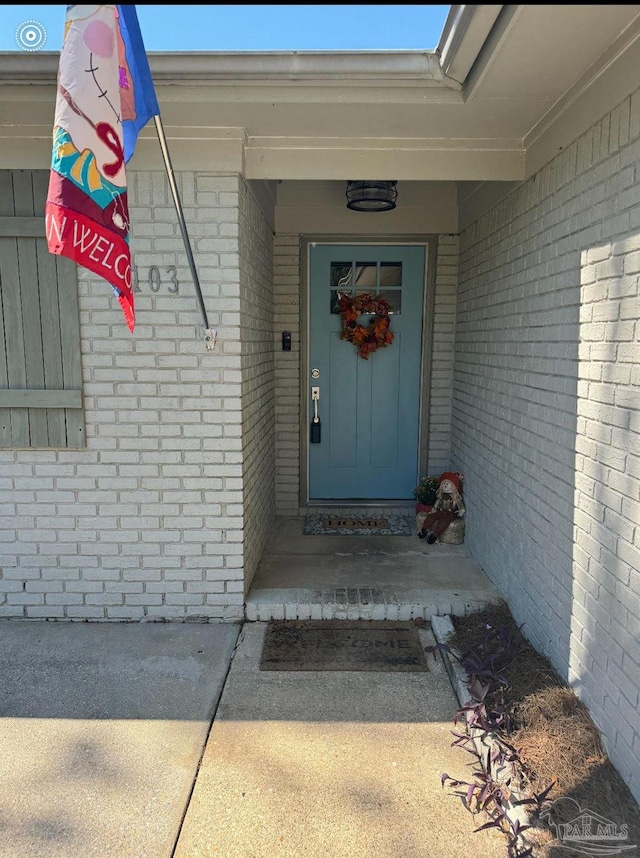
xmin=45 ymin=5 xmax=159 ymax=332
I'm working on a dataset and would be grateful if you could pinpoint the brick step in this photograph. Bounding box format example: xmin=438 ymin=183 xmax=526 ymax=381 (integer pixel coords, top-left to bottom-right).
xmin=245 ymin=585 xmax=500 ymax=622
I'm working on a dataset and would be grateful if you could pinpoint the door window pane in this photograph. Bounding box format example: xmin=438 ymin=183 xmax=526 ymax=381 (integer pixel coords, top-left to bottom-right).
xmin=378 ymin=289 xmax=402 ymax=314
xmin=330 ymin=263 xmax=353 ymax=288
xmin=330 ymin=289 xmax=349 ymax=313
xmin=354 ymin=263 xmax=377 ymax=288
xmin=380 ymin=263 xmax=402 ymax=287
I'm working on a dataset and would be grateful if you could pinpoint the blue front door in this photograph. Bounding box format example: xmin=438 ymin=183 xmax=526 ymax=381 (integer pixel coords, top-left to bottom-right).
xmin=308 ymin=244 xmax=426 ymax=500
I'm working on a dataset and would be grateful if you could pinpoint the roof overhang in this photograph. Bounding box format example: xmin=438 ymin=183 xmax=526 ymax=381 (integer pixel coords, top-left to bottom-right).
xmin=0 ymin=5 xmax=639 ymax=184
xmin=437 ymin=4 xmax=503 ymax=85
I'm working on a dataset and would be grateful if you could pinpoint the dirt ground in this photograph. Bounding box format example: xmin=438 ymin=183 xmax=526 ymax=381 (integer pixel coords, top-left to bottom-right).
xmin=449 ymin=601 xmax=640 ymax=857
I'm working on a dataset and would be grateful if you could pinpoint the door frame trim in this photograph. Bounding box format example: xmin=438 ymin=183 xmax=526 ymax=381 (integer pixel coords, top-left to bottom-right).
xmin=300 ymin=234 xmax=437 ymax=507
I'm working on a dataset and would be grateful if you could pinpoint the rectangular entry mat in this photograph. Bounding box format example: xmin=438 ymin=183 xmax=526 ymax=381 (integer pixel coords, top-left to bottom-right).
xmin=303 ymin=514 xmax=412 ymax=536
xmin=259 ymin=620 xmax=429 ymax=671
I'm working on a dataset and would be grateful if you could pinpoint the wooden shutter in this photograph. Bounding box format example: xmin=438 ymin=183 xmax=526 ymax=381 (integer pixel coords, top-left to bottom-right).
xmin=0 ymin=170 xmax=84 ymax=448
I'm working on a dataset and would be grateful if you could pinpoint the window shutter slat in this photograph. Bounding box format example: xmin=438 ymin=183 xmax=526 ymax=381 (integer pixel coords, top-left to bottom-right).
xmin=0 ymin=170 xmax=84 ymax=449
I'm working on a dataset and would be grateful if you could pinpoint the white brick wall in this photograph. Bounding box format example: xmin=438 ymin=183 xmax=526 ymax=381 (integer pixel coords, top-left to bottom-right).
xmin=273 ymin=235 xmax=301 ymax=513
xmin=0 ymin=172 xmax=252 ymax=622
xmin=0 ymin=189 xmax=462 ymax=613
xmin=454 ymin=89 xmax=640 ymax=801
xmin=238 ymin=179 xmax=275 ymax=589
xmin=428 ymin=235 xmax=459 ymax=474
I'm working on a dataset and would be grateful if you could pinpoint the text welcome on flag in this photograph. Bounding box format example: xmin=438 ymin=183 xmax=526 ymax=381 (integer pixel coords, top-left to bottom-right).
xmin=45 ymin=5 xmax=159 ymax=332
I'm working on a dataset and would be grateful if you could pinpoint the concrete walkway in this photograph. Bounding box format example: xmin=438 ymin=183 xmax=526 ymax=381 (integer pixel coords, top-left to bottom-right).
xmin=0 ymin=619 xmax=507 ymax=857
xmin=0 ymin=621 xmax=240 ymax=858
xmin=174 ymin=622 xmax=506 ymax=858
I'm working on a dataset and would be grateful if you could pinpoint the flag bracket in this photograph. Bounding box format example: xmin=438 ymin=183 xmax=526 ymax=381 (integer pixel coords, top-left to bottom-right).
xmin=204 ymin=328 xmax=217 ymax=350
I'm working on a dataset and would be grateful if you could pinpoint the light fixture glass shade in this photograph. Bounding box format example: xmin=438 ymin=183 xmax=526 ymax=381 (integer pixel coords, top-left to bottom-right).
xmin=345 ymin=181 xmax=398 ymax=212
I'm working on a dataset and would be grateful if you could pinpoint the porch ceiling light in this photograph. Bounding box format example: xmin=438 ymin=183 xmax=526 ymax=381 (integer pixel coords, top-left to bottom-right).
xmin=345 ymin=181 xmax=398 ymax=212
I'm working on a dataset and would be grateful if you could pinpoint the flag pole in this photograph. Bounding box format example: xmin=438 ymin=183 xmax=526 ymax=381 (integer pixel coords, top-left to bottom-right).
xmin=153 ymin=114 xmax=216 ymax=351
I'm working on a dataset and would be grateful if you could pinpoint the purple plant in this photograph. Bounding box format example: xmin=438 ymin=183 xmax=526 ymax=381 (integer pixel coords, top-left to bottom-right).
xmin=455 ymin=676 xmax=510 ymax=732
xmin=433 ymin=620 xmax=552 ymax=858
xmin=424 ymin=641 xmax=452 ymax=659
xmin=441 ymin=769 xmax=533 ymax=857
xmin=459 ymin=622 xmax=523 ymax=687
xmin=427 ymin=622 xmax=523 ymax=689
xmin=442 ymin=763 xmax=535 ymax=857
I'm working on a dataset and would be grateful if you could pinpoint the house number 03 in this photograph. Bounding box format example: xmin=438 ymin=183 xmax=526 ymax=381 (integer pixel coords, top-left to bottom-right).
xmin=132 ymin=265 xmax=179 ymax=294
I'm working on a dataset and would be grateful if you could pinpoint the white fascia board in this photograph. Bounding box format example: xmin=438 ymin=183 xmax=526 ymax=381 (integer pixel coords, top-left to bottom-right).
xmin=0 ymin=49 xmax=454 ymax=86
xmin=437 ymin=4 xmax=504 ymax=85
xmin=245 ymin=143 xmax=525 ymax=182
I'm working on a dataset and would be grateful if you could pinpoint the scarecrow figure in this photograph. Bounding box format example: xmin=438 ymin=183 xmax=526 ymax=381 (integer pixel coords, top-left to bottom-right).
xmin=418 ymin=471 xmax=465 ymax=544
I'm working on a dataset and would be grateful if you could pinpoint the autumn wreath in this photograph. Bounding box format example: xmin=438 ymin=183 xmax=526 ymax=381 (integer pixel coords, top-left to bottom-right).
xmin=337 ymin=292 xmax=394 ymax=359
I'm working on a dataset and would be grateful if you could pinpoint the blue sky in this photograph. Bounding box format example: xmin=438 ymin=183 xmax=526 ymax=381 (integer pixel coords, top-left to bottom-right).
xmin=2 ymin=5 xmax=451 ymax=52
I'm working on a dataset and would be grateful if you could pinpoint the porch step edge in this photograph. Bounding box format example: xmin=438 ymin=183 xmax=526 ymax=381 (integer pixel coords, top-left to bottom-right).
xmin=244 ymin=587 xmax=500 ymax=622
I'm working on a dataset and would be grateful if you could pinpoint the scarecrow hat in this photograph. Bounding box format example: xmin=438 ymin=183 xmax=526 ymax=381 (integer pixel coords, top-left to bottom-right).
xmin=439 ymin=471 xmax=461 ymax=493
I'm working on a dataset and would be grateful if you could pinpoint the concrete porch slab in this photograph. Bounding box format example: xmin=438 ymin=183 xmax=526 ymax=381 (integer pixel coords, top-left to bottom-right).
xmin=0 ymin=621 xmax=240 ymax=858
xmin=246 ymin=516 xmax=501 ymax=621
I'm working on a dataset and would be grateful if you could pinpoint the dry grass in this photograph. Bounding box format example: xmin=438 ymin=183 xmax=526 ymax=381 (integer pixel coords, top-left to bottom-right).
xmin=450 ymin=601 xmax=640 ymax=857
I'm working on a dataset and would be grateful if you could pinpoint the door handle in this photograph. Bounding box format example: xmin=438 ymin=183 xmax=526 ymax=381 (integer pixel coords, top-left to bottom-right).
xmin=310 ymin=386 xmax=321 ymax=443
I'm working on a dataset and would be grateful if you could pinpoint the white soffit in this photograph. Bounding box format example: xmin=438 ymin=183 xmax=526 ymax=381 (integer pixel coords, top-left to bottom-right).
xmin=464 ymin=4 xmax=640 ymax=101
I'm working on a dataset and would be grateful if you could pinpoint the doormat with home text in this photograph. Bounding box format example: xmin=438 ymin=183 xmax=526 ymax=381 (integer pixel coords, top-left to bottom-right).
xmin=303 ymin=514 xmax=411 ymax=536
xmin=260 ymin=620 xmax=429 ymax=671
